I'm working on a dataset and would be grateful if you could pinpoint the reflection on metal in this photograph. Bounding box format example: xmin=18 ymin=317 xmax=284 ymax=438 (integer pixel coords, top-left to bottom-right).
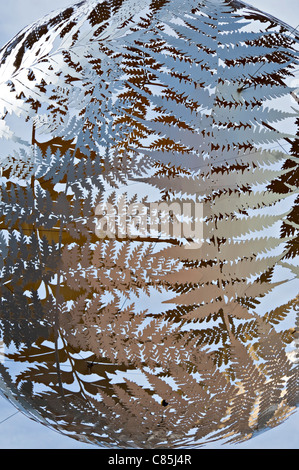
xmin=0 ymin=0 xmax=298 ymax=449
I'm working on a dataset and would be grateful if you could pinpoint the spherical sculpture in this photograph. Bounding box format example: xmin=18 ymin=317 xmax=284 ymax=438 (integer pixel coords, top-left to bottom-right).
xmin=0 ymin=0 xmax=298 ymax=448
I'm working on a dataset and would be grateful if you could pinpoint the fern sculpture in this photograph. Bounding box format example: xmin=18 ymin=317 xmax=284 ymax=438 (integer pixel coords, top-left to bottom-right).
xmin=0 ymin=0 xmax=298 ymax=449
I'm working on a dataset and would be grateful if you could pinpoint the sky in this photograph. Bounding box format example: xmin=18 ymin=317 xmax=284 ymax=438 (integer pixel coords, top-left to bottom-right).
xmin=0 ymin=0 xmax=298 ymax=450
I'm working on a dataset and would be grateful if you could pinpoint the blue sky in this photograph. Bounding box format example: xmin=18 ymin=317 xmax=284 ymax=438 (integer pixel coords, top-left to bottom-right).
xmin=0 ymin=0 xmax=298 ymax=450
